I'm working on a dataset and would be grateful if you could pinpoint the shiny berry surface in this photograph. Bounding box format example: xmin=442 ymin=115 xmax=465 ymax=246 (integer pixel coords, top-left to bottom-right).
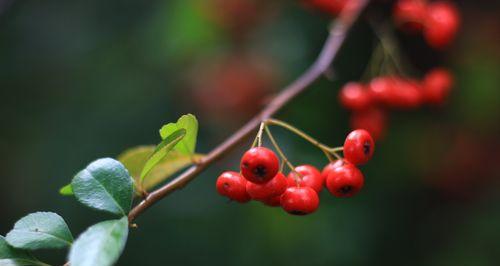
xmin=368 ymin=76 xmax=398 ymax=105
xmin=423 ymin=68 xmax=454 ymax=104
xmin=326 ymin=164 xmax=364 ymax=197
xmin=240 ymin=147 xmax=279 ymax=184
xmin=339 ymin=82 xmax=372 ymax=110
xmin=280 ymin=186 xmax=320 ymax=215
xmin=343 ymin=129 xmax=375 ymax=165
xmin=216 ymin=171 xmax=251 ymax=203
xmin=321 ymin=159 xmax=351 ymax=181
xmin=287 ymin=165 xmax=324 ymax=193
xmin=246 ymin=172 xmax=287 ymax=200
xmin=424 ymin=1 xmax=460 ymax=49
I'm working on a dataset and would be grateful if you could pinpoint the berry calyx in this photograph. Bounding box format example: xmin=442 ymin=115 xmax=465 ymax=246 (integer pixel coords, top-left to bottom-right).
xmin=339 ymin=82 xmax=372 ymax=111
xmin=280 ymin=186 xmax=320 ymax=215
xmin=240 ymin=147 xmax=279 ymax=184
xmin=326 ymin=164 xmax=364 ymax=197
xmin=216 ymin=171 xmax=251 ymax=203
xmin=246 ymin=172 xmax=287 ymax=200
xmin=423 ymin=1 xmax=460 ymax=49
xmin=343 ymin=129 xmax=375 ymax=165
xmin=422 ymin=68 xmax=454 ymax=105
xmin=287 ymin=165 xmax=324 ymax=193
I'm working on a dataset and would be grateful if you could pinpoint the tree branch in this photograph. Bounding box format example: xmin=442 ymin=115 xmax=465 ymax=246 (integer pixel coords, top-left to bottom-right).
xmin=128 ymin=0 xmax=370 ymax=223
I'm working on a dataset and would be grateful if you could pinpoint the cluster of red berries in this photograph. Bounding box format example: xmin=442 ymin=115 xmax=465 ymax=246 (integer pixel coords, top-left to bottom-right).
xmin=216 ymin=129 xmax=374 ymax=215
xmin=339 ymin=68 xmax=454 ymax=140
xmin=393 ymin=0 xmax=460 ymax=49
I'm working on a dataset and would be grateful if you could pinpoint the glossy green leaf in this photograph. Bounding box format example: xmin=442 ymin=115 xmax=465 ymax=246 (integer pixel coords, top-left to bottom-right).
xmin=139 ymin=129 xmax=186 ymax=183
xmin=0 ymin=236 xmax=48 ymax=266
xmin=59 ymin=184 xmax=73 ymax=196
xmin=68 ymin=217 xmax=128 ymax=266
xmin=159 ymin=114 xmax=198 ymax=155
xmin=5 ymin=212 xmax=73 ymax=250
xmin=71 ymin=158 xmax=134 ymax=215
xmin=118 ymin=146 xmax=203 ymax=191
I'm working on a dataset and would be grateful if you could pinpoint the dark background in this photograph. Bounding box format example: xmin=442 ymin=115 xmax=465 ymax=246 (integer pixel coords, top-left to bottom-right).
xmin=1 ymin=0 xmax=500 ymax=265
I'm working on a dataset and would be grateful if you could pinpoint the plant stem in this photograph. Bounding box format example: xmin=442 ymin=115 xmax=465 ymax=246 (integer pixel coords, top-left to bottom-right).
xmin=127 ymin=0 xmax=370 ymax=223
xmin=264 ymin=126 xmax=296 ymax=173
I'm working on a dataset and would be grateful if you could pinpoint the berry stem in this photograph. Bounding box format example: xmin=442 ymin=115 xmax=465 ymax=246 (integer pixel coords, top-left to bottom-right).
xmin=251 ymin=122 xmax=266 ymax=147
xmin=263 ymin=126 xmax=297 ymax=173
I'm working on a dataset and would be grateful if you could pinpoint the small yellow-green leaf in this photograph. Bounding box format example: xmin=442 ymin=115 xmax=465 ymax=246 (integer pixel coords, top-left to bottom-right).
xmin=139 ymin=129 xmax=186 ymax=184
xmin=159 ymin=114 xmax=198 ymax=155
xmin=59 ymin=184 xmax=73 ymax=196
xmin=118 ymin=146 xmax=203 ymax=192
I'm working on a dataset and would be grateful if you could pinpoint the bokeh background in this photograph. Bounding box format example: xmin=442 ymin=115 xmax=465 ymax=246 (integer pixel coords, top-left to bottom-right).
xmin=1 ymin=0 xmax=500 ymax=265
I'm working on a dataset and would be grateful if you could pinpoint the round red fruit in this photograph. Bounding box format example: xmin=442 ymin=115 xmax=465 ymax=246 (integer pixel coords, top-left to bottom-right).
xmin=216 ymin=171 xmax=251 ymax=203
xmin=321 ymin=159 xmax=351 ymax=181
xmin=393 ymin=0 xmax=427 ymax=33
xmin=423 ymin=1 xmax=460 ymax=49
xmin=246 ymin=172 xmax=287 ymax=200
xmin=339 ymin=82 xmax=372 ymax=110
xmin=389 ymin=79 xmax=423 ymax=109
xmin=343 ymin=129 xmax=375 ymax=165
xmin=280 ymin=186 xmax=320 ymax=215
xmin=240 ymin=147 xmax=279 ymax=183
xmin=326 ymin=164 xmax=364 ymax=197
xmin=287 ymin=165 xmax=324 ymax=193
xmin=422 ymin=68 xmax=454 ymax=105
xmin=350 ymin=107 xmax=387 ymax=141
xmin=368 ymin=76 xmax=398 ymax=105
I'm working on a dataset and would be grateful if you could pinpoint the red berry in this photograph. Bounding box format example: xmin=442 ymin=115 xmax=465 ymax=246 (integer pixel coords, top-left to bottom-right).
xmin=389 ymin=78 xmax=423 ymax=109
xmin=321 ymin=159 xmax=351 ymax=182
xmin=304 ymin=0 xmax=349 ymax=16
xmin=246 ymin=172 xmax=287 ymax=200
xmin=287 ymin=165 xmax=324 ymax=193
xmin=368 ymin=76 xmax=398 ymax=105
xmin=240 ymin=147 xmax=279 ymax=184
xmin=280 ymin=187 xmax=320 ymax=215
xmin=216 ymin=171 xmax=251 ymax=203
xmin=350 ymin=107 xmax=387 ymax=141
xmin=339 ymin=82 xmax=372 ymax=110
xmin=393 ymin=0 xmax=427 ymax=33
xmin=343 ymin=129 xmax=375 ymax=165
xmin=326 ymin=164 xmax=364 ymax=197
xmin=423 ymin=1 xmax=460 ymax=49
xmin=422 ymin=68 xmax=454 ymax=105
xmin=261 ymin=195 xmax=281 ymax=207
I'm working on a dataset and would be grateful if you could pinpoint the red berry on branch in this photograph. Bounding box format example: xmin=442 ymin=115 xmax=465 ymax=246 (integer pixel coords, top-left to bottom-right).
xmin=326 ymin=164 xmax=364 ymax=197
xmin=246 ymin=173 xmax=287 ymax=200
xmin=287 ymin=165 xmax=324 ymax=193
xmin=423 ymin=1 xmax=460 ymax=49
xmin=216 ymin=171 xmax=251 ymax=203
xmin=261 ymin=195 xmax=282 ymax=207
xmin=393 ymin=0 xmax=427 ymax=34
xmin=240 ymin=147 xmax=280 ymax=184
xmin=389 ymin=78 xmax=423 ymax=109
xmin=422 ymin=68 xmax=454 ymax=105
xmin=368 ymin=76 xmax=398 ymax=105
xmin=339 ymin=82 xmax=372 ymax=110
xmin=350 ymin=107 xmax=387 ymax=141
xmin=280 ymin=186 xmax=320 ymax=215
xmin=321 ymin=159 xmax=351 ymax=181
xmin=343 ymin=129 xmax=375 ymax=165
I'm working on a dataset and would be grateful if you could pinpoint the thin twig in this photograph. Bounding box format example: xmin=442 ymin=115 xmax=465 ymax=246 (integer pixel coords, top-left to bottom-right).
xmin=127 ymin=0 xmax=370 ymax=223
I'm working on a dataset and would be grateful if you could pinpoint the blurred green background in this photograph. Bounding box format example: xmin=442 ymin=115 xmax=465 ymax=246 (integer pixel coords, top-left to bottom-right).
xmin=1 ymin=0 xmax=500 ymax=265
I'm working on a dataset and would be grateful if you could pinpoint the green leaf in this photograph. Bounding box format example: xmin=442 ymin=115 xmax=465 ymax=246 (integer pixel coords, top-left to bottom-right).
xmin=159 ymin=114 xmax=198 ymax=155
xmin=68 ymin=217 xmax=128 ymax=266
xmin=139 ymin=129 xmax=186 ymax=183
xmin=118 ymin=146 xmax=203 ymax=191
xmin=0 ymin=235 xmax=48 ymax=266
xmin=71 ymin=158 xmax=134 ymax=215
xmin=59 ymin=184 xmax=73 ymax=196
xmin=5 ymin=212 xmax=73 ymax=250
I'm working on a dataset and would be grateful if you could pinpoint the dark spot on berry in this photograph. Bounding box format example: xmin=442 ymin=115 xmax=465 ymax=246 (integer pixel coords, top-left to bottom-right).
xmin=223 ymin=182 xmax=230 ymax=190
xmin=242 ymin=162 xmax=249 ymax=169
xmin=289 ymin=210 xmax=307 ymax=215
xmin=363 ymin=141 xmax=371 ymax=155
xmin=253 ymin=165 xmax=267 ymax=177
xmin=339 ymin=185 xmax=352 ymax=194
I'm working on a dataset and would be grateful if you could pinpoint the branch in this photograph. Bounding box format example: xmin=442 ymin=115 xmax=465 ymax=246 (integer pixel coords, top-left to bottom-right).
xmin=128 ymin=0 xmax=370 ymax=223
